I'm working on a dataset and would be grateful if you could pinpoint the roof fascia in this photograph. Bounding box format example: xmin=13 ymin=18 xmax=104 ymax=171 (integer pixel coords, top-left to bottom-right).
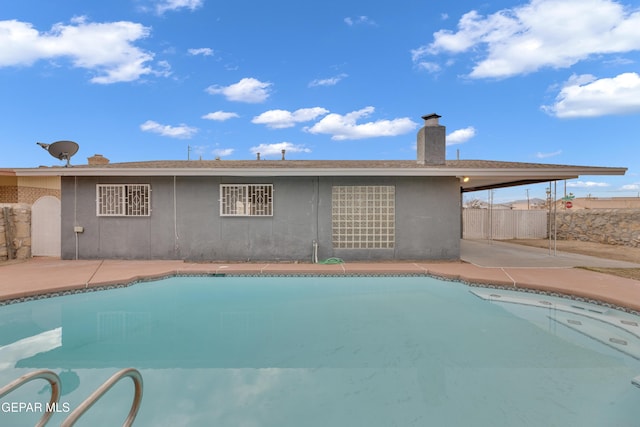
xmin=12 ymin=166 xmax=628 ymax=178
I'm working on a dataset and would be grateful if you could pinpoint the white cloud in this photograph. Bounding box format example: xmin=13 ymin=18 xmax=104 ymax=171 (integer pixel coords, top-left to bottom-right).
xmin=411 ymin=46 xmax=430 ymax=63
xmin=252 ymin=107 xmax=329 ymax=129
xmin=188 ymin=47 xmax=214 ymax=56
xmin=344 ymin=16 xmax=376 ymax=26
xmin=202 ymin=111 xmax=239 ymax=121
xmin=535 ymin=149 xmax=562 ymax=158
xmin=621 ymin=183 xmax=640 ymax=190
xmin=212 ymin=148 xmax=234 ymax=157
xmin=566 ymin=180 xmax=611 ymax=188
xmin=415 ymin=61 xmax=442 ymax=73
xmin=140 ymin=120 xmax=197 ymax=139
xmin=206 ymin=78 xmax=272 ymax=103
xmin=308 ymin=73 xmax=348 ymax=87
xmin=542 ymin=72 xmax=640 ymax=118
xmin=155 ymin=60 xmax=172 ymax=78
xmin=305 ymin=107 xmax=418 ymax=140
xmin=0 ymin=17 xmax=156 ymax=84
xmin=446 ymin=126 xmax=476 ymax=145
xmin=152 ymin=0 xmax=204 ymax=15
xmin=413 ymin=0 xmax=640 ymax=78
xmin=249 ymin=142 xmax=311 ymax=158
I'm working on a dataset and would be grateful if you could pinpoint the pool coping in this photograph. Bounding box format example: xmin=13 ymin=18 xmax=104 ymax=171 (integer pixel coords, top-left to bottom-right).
xmin=1 ymin=258 xmax=639 ymax=316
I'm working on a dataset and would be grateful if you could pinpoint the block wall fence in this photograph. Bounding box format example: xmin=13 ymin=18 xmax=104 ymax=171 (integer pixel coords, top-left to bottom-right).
xmin=554 ymin=209 xmax=640 ymax=248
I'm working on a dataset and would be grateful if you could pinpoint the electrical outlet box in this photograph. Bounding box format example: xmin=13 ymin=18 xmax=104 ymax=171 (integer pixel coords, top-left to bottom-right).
xmin=74 ymin=226 xmax=84 ymax=233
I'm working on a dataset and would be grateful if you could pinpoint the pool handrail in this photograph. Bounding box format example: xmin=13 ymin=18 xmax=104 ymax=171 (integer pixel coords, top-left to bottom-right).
xmin=0 ymin=369 xmax=61 ymax=427
xmin=60 ymin=368 xmax=143 ymax=427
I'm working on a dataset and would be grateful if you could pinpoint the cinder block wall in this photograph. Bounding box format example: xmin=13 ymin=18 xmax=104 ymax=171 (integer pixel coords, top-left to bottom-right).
xmin=17 ymin=187 xmax=61 ymax=204
xmin=0 ymin=186 xmax=18 ymax=203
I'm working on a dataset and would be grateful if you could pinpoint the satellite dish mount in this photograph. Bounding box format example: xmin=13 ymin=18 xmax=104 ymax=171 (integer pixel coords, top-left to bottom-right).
xmin=37 ymin=140 xmax=79 ymax=167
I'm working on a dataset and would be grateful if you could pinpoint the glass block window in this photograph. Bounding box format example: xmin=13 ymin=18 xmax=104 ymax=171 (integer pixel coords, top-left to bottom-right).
xmin=220 ymin=184 xmax=273 ymax=216
xmin=96 ymin=184 xmax=151 ymax=217
xmin=332 ymin=185 xmax=395 ymax=249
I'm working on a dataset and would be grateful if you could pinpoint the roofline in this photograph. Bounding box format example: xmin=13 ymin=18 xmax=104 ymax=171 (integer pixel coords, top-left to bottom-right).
xmin=12 ymin=166 xmax=627 ymax=178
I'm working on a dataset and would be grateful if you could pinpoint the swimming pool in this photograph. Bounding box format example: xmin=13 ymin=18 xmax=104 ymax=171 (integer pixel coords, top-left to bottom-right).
xmin=1 ymin=275 xmax=639 ymax=426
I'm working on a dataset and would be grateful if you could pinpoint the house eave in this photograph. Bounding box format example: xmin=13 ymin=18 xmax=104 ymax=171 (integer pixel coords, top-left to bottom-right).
xmin=12 ymin=166 xmax=627 ymax=177
xmin=11 ymin=165 xmax=626 ymax=192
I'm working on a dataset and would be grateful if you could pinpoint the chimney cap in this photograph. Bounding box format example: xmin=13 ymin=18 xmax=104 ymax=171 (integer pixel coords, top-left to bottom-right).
xmin=421 ymin=113 xmax=441 ymax=121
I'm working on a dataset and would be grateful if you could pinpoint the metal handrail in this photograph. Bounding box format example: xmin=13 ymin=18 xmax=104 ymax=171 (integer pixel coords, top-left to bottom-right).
xmin=61 ymin=368 xmax=143 ymax=427
xmin=0 ymin=369 xmax=61 ymax=427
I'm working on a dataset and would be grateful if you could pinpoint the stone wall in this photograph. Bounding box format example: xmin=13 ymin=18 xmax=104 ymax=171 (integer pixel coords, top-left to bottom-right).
xmin=0 ymin=204 xmax=31 ymax=261
xmin=554 ymin=209 xmax=640 ymax=248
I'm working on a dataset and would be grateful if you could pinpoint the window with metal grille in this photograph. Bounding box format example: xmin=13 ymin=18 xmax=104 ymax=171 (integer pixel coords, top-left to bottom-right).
xmin=96 ymin=184 xmax=151 ymax=217
xmin=332 ymin=185 xmax=395 ymax=249
xmin=220 ymin=184 xmax=273 ymax=216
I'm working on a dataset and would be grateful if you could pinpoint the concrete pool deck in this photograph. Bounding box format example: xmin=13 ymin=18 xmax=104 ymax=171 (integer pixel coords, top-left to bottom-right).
xmin=1 ymin=239 xmax=639 ymax=312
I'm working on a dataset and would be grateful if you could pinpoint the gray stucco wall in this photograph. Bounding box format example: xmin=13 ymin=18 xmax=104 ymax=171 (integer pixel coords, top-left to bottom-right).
xmin=61 ymin=175 xmax=460 ymax=261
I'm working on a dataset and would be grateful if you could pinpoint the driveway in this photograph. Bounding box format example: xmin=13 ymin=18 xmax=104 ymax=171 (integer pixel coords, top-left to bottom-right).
xmin=461 ymin=239 xmax=640 ymax=269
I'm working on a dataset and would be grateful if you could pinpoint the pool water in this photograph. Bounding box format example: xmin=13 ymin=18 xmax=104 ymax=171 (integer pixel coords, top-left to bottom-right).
xmin=1 ymin=276 xmax=639 ymax=426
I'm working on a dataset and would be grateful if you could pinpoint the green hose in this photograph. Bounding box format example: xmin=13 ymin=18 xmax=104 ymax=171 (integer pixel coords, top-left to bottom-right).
xmin=318 ymin=257 xmax=344 ymax=264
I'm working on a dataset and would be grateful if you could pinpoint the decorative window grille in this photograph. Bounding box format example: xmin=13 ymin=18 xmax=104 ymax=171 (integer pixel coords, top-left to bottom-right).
xmin=96 ymin=184 xmax=151 ymax=217
xmin=332 ymin=185 xmax=395 ymax=249
xmin=220 ymin=184 xmax=273 ymax=216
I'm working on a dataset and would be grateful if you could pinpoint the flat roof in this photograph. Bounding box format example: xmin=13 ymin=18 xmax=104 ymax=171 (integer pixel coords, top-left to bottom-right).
xmin=12 ymin=159 xmax=627 ymax=193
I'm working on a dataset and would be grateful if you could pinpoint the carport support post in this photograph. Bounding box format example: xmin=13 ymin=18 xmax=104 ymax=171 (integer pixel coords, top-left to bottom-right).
xmin=553 ymin=181 xmax=557 ymax=256
xmin=460 ymin=188 xmax=464 ymax=238
xmin=547 ymin=182 xmax=557 ymax=256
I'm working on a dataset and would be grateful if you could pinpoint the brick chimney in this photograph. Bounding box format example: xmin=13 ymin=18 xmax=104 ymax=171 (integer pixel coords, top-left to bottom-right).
xmin=88 ymin=154 xmax=109 ymax=165
xmin=416 ymin=113 xmax=445 ymax=165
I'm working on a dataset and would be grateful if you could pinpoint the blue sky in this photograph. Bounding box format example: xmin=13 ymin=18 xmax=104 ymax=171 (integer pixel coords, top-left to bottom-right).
xmin=1 ymin=0 xmax=639 ymax=202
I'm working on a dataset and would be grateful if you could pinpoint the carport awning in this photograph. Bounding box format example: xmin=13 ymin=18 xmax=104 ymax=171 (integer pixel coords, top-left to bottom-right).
xmin=462 ymin=179 xmax=555 ymax=192
xmin=461 ymin=177 xmax=588 ymax=193
xmin=458 ymin=167 xmax=626 ymax=192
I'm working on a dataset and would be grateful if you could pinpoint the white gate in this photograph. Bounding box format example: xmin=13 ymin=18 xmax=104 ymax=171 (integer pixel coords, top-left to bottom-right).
xmin=463 ymin=209 xmax=547 ymax=240
xmin=31 ymin=196 xmax=61 ymax=257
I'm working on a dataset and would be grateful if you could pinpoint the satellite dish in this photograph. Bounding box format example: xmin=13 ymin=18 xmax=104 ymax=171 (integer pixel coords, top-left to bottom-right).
xmin=37 ymin=140 xmax=79 ymax=167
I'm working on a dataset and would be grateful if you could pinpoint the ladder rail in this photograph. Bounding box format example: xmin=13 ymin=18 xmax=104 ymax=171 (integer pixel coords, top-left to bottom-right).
xmin=61 ymin=368 xmax=143 ymax=427
xmin=0 ymin=369 xmax=61 ymax=427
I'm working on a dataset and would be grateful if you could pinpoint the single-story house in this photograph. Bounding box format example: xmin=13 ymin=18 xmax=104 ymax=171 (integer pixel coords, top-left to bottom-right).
xmin=13 ymin=114 xmax=626 ymax=261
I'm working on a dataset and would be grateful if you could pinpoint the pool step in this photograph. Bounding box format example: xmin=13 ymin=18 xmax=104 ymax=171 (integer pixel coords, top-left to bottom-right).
xmin=470 ymin=289 xmax=640 ymax=339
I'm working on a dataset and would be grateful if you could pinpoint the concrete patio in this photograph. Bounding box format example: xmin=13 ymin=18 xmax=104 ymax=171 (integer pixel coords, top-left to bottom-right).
xmin=1 ymin=239 xmax=639 ymax=312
